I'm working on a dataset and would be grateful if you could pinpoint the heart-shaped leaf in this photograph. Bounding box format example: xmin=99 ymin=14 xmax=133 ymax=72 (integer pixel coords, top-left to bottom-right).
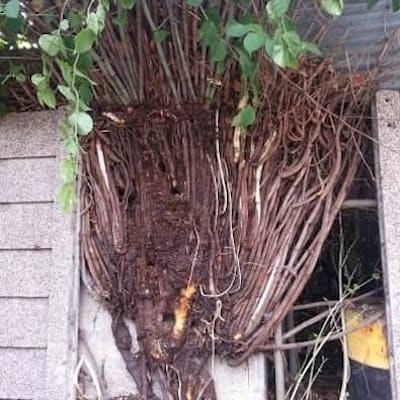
xmin=244 ymin=32 xmax=267 ymax=54
xmin=74 ymin=29 xmax=96 ymax=54
xmin=39 ymin=34 xmax=65 ymax=57
xmin=4 ymin=0 xmax=20 ymax=19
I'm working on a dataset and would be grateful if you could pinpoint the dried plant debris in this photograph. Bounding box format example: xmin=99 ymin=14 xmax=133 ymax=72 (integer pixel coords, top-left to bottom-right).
xmin=81 ymin=56 xmax=370 ymax=399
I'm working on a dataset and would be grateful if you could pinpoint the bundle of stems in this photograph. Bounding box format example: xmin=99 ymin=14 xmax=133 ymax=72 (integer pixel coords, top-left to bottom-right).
xmin=19 ymin=1 xmax=372 ymax=398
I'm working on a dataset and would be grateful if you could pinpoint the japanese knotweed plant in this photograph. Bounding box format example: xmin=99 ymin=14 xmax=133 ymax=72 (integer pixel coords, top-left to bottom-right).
xmin=1 ymin=0 xmax=397 ymax=211
xmin=188 ymin=0 xmax=327 ymax=133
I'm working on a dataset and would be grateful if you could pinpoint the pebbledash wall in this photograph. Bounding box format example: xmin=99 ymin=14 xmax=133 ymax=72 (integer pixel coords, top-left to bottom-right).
xmin=0 ymin=110 xmax=80 ymax=400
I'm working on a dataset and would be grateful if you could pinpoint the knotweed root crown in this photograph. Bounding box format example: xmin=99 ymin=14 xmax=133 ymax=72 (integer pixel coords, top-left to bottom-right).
xmin=81 ymin=58 xmax=369 ymax=398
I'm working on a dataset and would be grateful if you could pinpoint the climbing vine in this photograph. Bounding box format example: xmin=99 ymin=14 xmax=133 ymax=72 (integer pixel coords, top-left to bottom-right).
xmin=194 ymin=0 xmax=321 ymax=132
xmin=35 ymin=1 xmax=110 ymax=212
xmin=0 ymin=0 xmax=398 ymax=211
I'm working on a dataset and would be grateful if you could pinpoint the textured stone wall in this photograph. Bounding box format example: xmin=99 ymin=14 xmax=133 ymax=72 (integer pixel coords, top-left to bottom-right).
xmin=375 ymin=90 xmax=400 ymax=398
xmin=0 ymin=111 xmax=79 ymax=400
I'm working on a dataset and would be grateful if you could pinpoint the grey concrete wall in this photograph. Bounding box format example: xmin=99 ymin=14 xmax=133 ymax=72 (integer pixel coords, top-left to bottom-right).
xmin=0 ymin=110 xmax=79 ymax=400
xmin=374 ymin=90 xmax=400 ymax=398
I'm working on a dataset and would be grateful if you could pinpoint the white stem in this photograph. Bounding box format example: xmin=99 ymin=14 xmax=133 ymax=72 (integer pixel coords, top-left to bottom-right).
xmin=96 ymin=140 xmax=110 ymax=192
xmin=274 ymin=324 xmax=286 ymax=400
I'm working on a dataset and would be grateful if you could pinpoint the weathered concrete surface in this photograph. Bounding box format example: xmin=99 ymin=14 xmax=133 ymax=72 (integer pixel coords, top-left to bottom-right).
xmin=0 ymin=250 xmax=51 ymax=297
xmin=0 ymin=203 xmax=54 ymax=249
xmin=374 ymin=90 xmax=400 ymax=398
xmin=0 ymin=298 xmax=48 ymax=347
xmin=79 ymin=288 xmax=139 ymax=398
xmin=46 ymin=200 xmax=80 ymax=400
xmin=79 ymin=287 xmax=267 ymax=399
xmin=0 ymin=109 xmax=79 ymax=400
xmin=0 ymin=157 xmax=57 ymax=202
xmin=214 ymin=355 xmax=267 ymax=400
xmin=0 ymin=110 xmax=61 ymax=158
xmin=0 ymin=348 xmax=47 ymax=399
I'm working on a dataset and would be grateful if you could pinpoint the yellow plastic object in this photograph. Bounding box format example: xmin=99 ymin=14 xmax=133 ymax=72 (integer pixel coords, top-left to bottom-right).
xmin=345 ymin=304 xmax=389 ymax=370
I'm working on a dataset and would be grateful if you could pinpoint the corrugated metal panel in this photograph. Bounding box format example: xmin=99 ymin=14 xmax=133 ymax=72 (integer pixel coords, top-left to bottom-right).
xmin=294 ymin=0 xmax=400 ymax=88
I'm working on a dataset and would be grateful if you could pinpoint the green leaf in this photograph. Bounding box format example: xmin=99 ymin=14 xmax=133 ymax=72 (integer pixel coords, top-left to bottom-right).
xmin=186 ymin=0 xmax=203 ymax=6
xmin=68 ymin=11 xmax=83 ymax=32
xmin=68 ymin=111 xmax=93 ymax=135
xmin=266 ymin=0 xmax=291 ymax=20
xmin=74 ymin=68 xmax=96 ymax=85
xmin=200 ymin=20 xmax=219 ymax=48
xmin=59 ymin=19 xmax=69 ymax=31
xmin=225 ymin=20 xmax=249 ymax=38
xmin=58 ymin=182 xmax=75 ymax=213
xmin=238 ymin=13 xmax=257 ymax=25
xmin=31 ymin=73 xmax=47 ymax=90
xmin=4 ymin=0 xmax=20 ymax=19
xmin=243 ymin=32 xmax=267 ymax=54
xmin=15 ymin=72 xmax=25 ymax=83
xmin=37 ymin=87 xmax=56 ymax=109
xmin=74 ymin=29 xmax=96 ymax=54
xmin=59 ymin=158 xmax=76 ymax=183
xmin=78 ymin=81 xmax=93 ymax=105
xmin=272 ymin=44 xmax=286 ymax=68
xmin=301 ymin=41 xmax=321 ymax=55
xmin=393 ymin=0 xmax=400 ymax=11
xmin=62 ymin=135 xmax=79 ymax=156
xmin=58 ymin=85 xmax=76 ymax=103
xmin=38 ymin=34 xmax=65 ymax=57
xmin=56 ymin=60 xmax=73 ymax=85
xmin=77 ymin=51 xmax=94 ymax=71
xmin=101 ymin=0 xmax=110 ymax=11
xmin=282 ymin=30 xmax=302 ymax=57
xmin=280 ymin=15 xmax=296 ymax=32
xmin=95 ymin=4 xmax=107 ymax=31
xmin=320 ymin=0 xmax=344 ymax=16
xmin=153 ymin=30 xmax=168 ymax=43
xmin=87 ymin=12 xmax=99 ymax=34
xmin=42 ymin=7 xmax=57 ymax=26
xmin=233 ymin=45 xmax=257 ymax=80
xmin=272 ymin=42 xmax=297 ymax=68
xmin=204 ymin=7 xmax=219 ymax=25
xmin=120 ymin=0 xmax=137 ymax=9
xmin=264 ymin=36 xmax=274 ymax=57
xmin=209 ymin=38 xmax=227 ymax=64
xmin=112 ymin=14 xmax=127 ymax=27
xmin=245 ymin=23 xmax=264 ymax=34
xmin=3 ymin=14 xmax=24 ymax=33
xmin=232 ymin=106 xmax=256 ymax=129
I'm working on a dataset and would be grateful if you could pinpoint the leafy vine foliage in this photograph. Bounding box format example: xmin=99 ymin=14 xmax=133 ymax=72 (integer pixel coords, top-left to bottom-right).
xmin=0 ymin=0 xmax=397 ymax=211
xmin=1 ymin=0 xmax=133 ymax=211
